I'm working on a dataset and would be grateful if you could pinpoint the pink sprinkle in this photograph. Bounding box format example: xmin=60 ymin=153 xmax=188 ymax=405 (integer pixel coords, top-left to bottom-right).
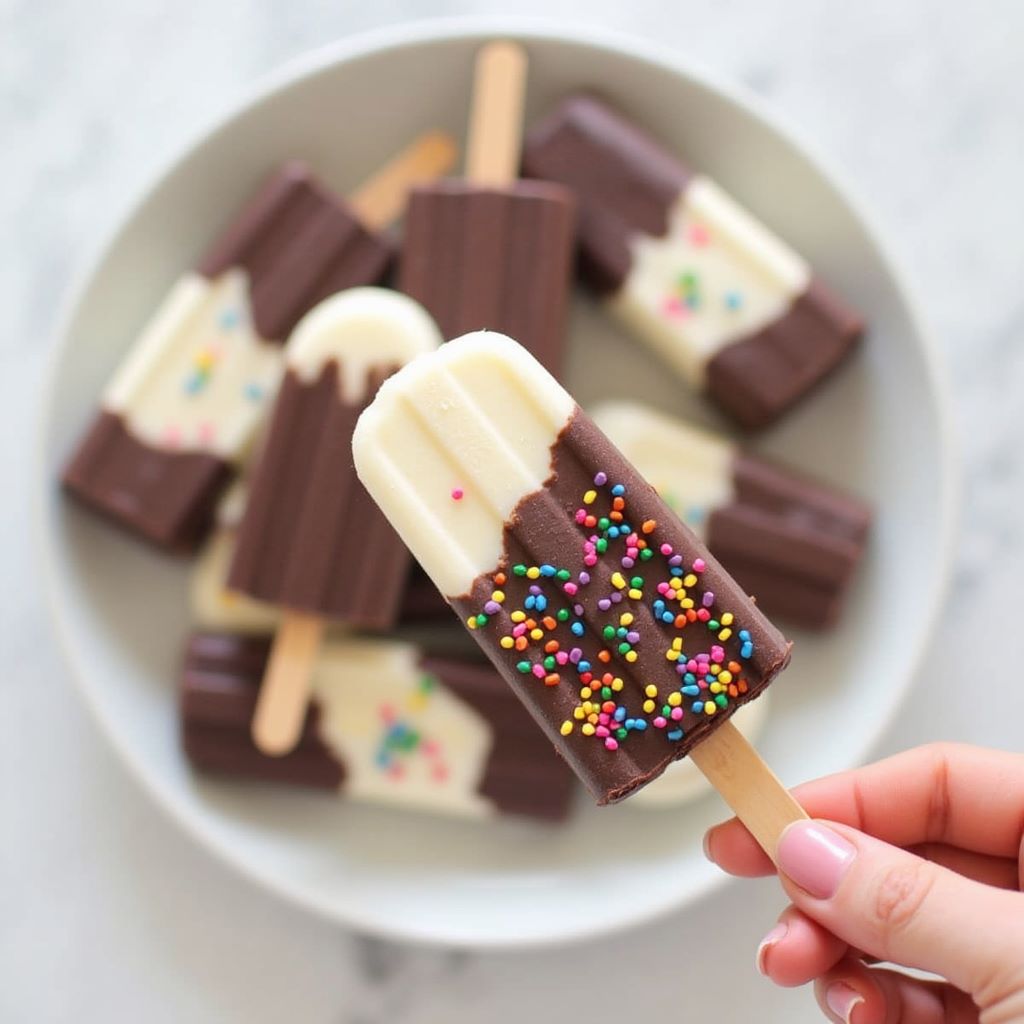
xmin=421 ymin=739 xmax=439 ymax=757
xmin=513 ymin=624 xmax=527 ymax=638
xmin=584 ymin=554 xmax=598 ymax=567
xmin=661 ymin=544 xmax=673 ymax=556
xmin=687 ymin=659 xmax=698 ymax=673
xmin=712 ymin=646 xmax=725 ymax=662
xmin=605 ymin=737 xmax=619 ymax=751
xmin=598 ymin=713 xmax=610 ymax=726
xmin=563 ymin=582 xmax=578 ymax=596
xmin=531 ymin=665 xmax=545 ymax=679
xmin=689 ymin=223 xmax=711 ymax=246
xmin=693 ymin=558 xmax=706 ymax=573
xmin=697 ymin=609 xmax=711 ymax=622
xmin=575 ymin=509 xmax=586 ymax=524
xmin=657 ymin=582 xmax=670 ymax=595
xmin=653 ymin=716 xmax=667 ymax=729
xmin=450 ymin=488 xmax=464 ymax=501
xmin=595 ymin=726 xmax=610 ymax=738
xmin=671 ymin=707 xmax=684 ymax=721
xmin=555 ymin=652 xmax=569 ymax=665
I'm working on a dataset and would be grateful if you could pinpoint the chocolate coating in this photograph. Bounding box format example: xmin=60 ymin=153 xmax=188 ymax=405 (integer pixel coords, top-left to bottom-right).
xmin=228 ymin=362 xmax=407 ymax=628
xmin=398 ymin=181 xmax=576 ymax=376
xmin=522 ymin=94 xmax=691 ymax=295
xmin=450 ymin=408 xmax=791 ymax=804
xmin=706 ymin=280 xmax=864 ymax=430
xmin=708 ymin=454 xmax=872 ymax=628
xmin=198 ymin=162 xmax=392 ymax=341
xmin=62 ymin=411 xmax=231 ymax=551
xmin=180 ymin=632 xmax=576 ymax=821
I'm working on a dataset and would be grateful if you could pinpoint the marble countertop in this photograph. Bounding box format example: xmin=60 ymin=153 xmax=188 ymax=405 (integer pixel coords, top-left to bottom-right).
xmin=4 ymin=1 xmax=1023 ymax=1021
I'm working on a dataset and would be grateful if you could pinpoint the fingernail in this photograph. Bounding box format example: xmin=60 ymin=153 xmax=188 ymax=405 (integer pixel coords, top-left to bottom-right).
xmin=755 ymin=921 xmax=788 ymax=976
xmin=777 ymin=821 xmax=856 ymax=899
xmin=825 ymin=981 xmax=863 ymax=1023
xmin=702 ymin=828 xmax=715 ymax=862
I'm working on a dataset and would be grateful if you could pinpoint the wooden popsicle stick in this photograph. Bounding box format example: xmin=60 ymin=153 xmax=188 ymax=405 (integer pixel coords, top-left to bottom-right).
xmin=250 ymin=612 xmax=325 ymax=756
xmin=465 ymin=40 xmax=528 ymax=187
xmin=689 ymin=719 xmax=808 ymax=864
xmin=348 ymin=131 xmax=459 ymax=231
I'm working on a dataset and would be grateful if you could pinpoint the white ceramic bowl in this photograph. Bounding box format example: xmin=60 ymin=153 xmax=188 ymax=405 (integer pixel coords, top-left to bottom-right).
xmin=37 ymin=19 xmax=956 ymax=948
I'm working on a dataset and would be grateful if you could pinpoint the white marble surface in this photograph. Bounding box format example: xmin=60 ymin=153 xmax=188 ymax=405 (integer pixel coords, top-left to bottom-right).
xmin=4 ymin=1 xmax=1023 ymax=1021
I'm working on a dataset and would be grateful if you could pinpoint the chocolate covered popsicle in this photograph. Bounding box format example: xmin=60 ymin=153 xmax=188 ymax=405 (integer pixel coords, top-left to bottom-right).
xmin=353 ymin=331 xmax=807 ymax=857
xmin=522 ymin=96 xmax=863 ymax=428
xmin=181 ymin=632 xmax=575 ymax=822
xmin=228 ymin=287 xmax=443 ymax=755
xmin=592 ymin=402 xmax=872 ymax=629
xmin=399 ymin=42 xmax=576 ymax=376
xmin=64 ymin=133 xmax=457 ymax=550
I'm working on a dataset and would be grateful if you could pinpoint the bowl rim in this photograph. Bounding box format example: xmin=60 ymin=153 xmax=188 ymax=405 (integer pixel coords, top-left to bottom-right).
xmin=34 ymin=14 xmax=960 ymax=949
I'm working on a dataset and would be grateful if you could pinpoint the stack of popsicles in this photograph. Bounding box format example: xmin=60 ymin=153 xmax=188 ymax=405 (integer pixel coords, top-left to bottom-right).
xmin=62 ymin=38 xmax=873 ymax=829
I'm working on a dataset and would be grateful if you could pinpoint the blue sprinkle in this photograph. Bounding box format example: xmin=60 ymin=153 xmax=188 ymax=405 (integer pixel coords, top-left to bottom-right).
xmin=667 ymin=729 xmax=684 ymax=741
xmin=662 ymin=612 xmax=674 ymax=624
xmin=614 ymin=706 xmax=627 ymax=722
xmin=653 ymin=600 xmax=665 ymax=615
xmin=692 ymin=701 xmax=705 ymax=714
xmin=244 ymin=382 xmax=265 ymax=402
xmin=571 ymin=622 xmax=584 ymax=637
xmin=684 ymin=672 xmax=696 ymax=684
xmin=682 ymin=685 xmax=700 ymax=696
xmin=670 ymin=566 xmax=683 ymax=577
xmin=611 ymin=484 xmax=625 ymax=497
xmin=534 ymin=595 xmax=548 ymax=612
xmin=724 ymin=290 xmax=743 ymax=310
xmin=607 ymin=526 xmax=620 ymax=538
xmin=524 ymin=595 xmax=536 ymax=610
xmin=578 ymin=661 xmax=591 ymax=673
xmin=739 ymin=630 xmax=751 ymax=642
xmin=633 ymin=719 xmax=647 ymax=732
xmin=741 ymin=643 xmax=754 ymax=659
xmin=540 ymin=564 xmax=556 ymax=577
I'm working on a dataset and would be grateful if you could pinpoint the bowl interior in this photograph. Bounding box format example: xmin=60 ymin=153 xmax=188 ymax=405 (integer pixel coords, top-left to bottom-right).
xmin=39 ymin=24 xmax=951 ymax=946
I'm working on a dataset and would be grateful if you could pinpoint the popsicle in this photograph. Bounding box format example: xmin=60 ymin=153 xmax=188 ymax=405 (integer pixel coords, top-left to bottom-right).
xmin=63 ymin=133 xmax=457 ymax=551
xmin=592 ymin=402 xmax=872 ymax=629
xmin=353 ymin=331 xmax=808 ymax=858
xmin=181 ymin=632 xmax=576 ymax=822
xmin=227 ymin=287 xmax=443 ymax=755
xmin=399 ymin=42 xmax=576 ymax=376
xmin=522 ymin=95 xmax=863 ymax=428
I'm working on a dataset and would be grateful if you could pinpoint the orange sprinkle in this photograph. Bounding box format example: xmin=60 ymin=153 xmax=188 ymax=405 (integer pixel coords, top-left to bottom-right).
xmin=542 ymin=616 xmax=557 ymax=631
xmin=686 ymin=609 xmax=697 ymax=623
xmin=584 ymin=515 xmax=597 ymax=528
xmin=526 ymin=618 xmax=537 ymax=629
xmin=494 ymin=572 xmax=506 ymax=585
xmin=612 ymin=497 xmax=625 ymax=511
xmin=514 ymin=636 xmax=528 ymax=651
xmin=544 ymin=640 xmax=559 ymax=653
xmin=544 ymin=674 xmax=560 ymax=687
xmin=641 ymin=519 xmax=656 ymax=534
xmin=674 ymin=614 xmax=687 ymax=629
xmin=728 ymin=661 xmax=742 ymax=674
xmin=598 ymin=649 xmax=612 ymax=663
xmin=609 ymin=510 xmax=623 ymax=522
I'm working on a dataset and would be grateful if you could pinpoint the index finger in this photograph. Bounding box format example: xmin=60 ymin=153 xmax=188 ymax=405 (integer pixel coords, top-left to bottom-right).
xmin=704 ymin=742 xmax=1024 ymax=875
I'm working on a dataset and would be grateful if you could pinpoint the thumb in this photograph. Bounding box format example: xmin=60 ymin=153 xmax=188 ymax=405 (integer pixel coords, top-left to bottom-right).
xmin=774 ymin=819 xmax=1024 ymax=1002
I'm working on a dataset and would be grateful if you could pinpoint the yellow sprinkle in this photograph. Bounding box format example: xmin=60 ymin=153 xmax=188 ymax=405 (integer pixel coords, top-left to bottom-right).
xmin=584 ymin=489 xmax=597 ymax=504
xmin=645 ymin=684 xmax=658 ymax=698
xmin=721 ymin=612 xmax=734 ymax=626
xmin=684 ymin=574 xmax=697 ymax=587
xmin=710 ymin=664 xmax=721 ymax=675
xmin=582 ymin=723 xmax=596 ymax=736
xmin=499 ymin=636 xmax=514 ymax=649
xmin=719 ymin=671 xmax=733 ymax=684
xmin=587 ymin=713 xmax=599 ymax=724
xmin=666 ymin=650 xmax=679 ymax=662
xmin=671 ymin=638 xmax=683 ymax=652
xmin=643 ymin=700 xmax=656 ymax=714
xmin=668 ymin=692 xmax=682 ymax=707
xmin=611 ymin=572 xmax=626 ymax=589
xmin=580 ymin=687 xmax=593 ymax=699
xmin=719 ymin=628 xmax=733 ymax=641
xmin=611 ymin=677 xmax=624 ymax=691
xmin=466 ymin=617 xmax=477 ymax=630
xmin=681 ymin=598 xmax=694 ymax=610
xmin=560 ymin=721 xmax=574 ymax=736
xmin=625 ymin=651 xmax=638 ymax=663
xmin=530 ymin=628 xmax=544 ymax=641
xmin=510 ymin=610 xmax=526 ymax=623
xmin=704 ymin=701 xmax=716 ymax=715
xmin=573 ymin=707 xmax=585 ymax=720
xmin=709 ymin=682 xmax=723 ymax=695
xmin=619 ymin=612 xmax=634 ymax=626
xmin=582 ymin=701 xmax=595 ymax=715
xmin=491 ymin=590 xmax=505 ymax=603
xmin=526 ymin=567 xmax=541 ymax=579
xmin=628 ymin=588 xmax=643 ymax=600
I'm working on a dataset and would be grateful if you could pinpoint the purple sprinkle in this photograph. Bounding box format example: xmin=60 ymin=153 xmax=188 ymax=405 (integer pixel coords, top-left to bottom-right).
xmin=598 ymin=598 xmax=611 ymax=611
xmin=578 ymin=571 xmax=591 ymax=585
xmin=529 ymin=584 xmax=541 ymax=595
xmin=621 ymin=557 xmax=635 ymax=568
xmin=569 ymin=648 xmax=582 ymax=663
xmin=573 ymin=603 xmax=585 ymax=616
xmin=484 ymin=601 xmax=500 ymax=615
xmin=702 ymin=591 xmax=715 ymax=608
xmin=594 ymin=471 xmax=608 ymax=486
xmin=610 ymin=592 xmax=623 ymax=604
xmin=669 ymin=554 xmax=683 ymax=567
xmin=626 ymin=631 xmax=640 ymax=644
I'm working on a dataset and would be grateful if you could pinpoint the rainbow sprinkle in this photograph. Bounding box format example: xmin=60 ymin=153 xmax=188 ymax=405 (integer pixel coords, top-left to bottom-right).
xmin=466 ymin=472 xmax=756 ymax=753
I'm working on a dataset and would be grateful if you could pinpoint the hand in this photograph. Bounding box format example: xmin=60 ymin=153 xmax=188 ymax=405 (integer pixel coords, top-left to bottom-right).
xmin=703 ymin=743 xmax=1024 ymax=1023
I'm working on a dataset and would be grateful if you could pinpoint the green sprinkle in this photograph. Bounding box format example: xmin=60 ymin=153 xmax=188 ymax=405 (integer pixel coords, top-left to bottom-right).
xmin=598 ymin=517 xmax=610 ymax=531
xmin=618 ymin=642 xmax=631 ymax=655
xmin=543 ymin=656 xmax=556 ymax=670
xmin=556 ymin=608 xmax=570 ymax=622
xmin=640 ymin=549 xmax=654 ymax=561
xmin=630 ymin=576 xmax=644 ymax=588
xmin=512 ymin=564 xmax=527 ymax=576
xmin=708 ymin=620 xmax=720 ymax=630
xmin=601 ymin=686 xmax=613 ymax=700
xmin=516 ymin=661 xmax=531 ymax=674
xmin=715 ymin=694 xmax=728 ymax=708
xmin=596 ymin=539 xmax=608 ymax=553
xmin=475 ymin=613 xmax=489 ymax=627
xmin=556 ymin=569 xmax=571 ymax=581
xmin=603 ymin=626 xmax=616 ymax=640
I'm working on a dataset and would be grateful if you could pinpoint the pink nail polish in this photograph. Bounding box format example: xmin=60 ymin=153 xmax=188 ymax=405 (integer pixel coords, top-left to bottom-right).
xmin=777 ymin=821 xmax=856 ymax=899
xmin=755 ymin=921 xmax=788 ymax=976
xmin=825 ymin=981 xmax=864 ymax=1023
